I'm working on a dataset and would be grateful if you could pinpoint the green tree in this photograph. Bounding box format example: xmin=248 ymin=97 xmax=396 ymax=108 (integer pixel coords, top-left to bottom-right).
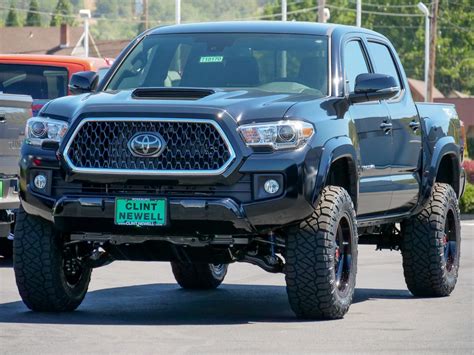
xmin=26 ymin=0 xmax=42 ymax=26
xmin=50 ymin=0 xmax=75 ymax=26
xmin=263 ymin=0 xmax=473 ymax=96
xmin=5 ymin=2 xmax=21 ymax=27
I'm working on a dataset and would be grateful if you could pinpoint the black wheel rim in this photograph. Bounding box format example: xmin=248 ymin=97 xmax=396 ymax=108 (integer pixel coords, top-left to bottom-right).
xmin=334 ymin=216 xmax=352 ymax=295
xmin=63 ymin=245 xmax=84 ymax=287
xmin=443 ymin=209 xmax=457 ymax=273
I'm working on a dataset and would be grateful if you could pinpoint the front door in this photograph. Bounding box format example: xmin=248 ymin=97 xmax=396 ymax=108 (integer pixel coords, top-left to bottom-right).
xmin=367 ymin=40 xmax=422 ymax=213
xmin=344 ymin=39 xmax=393 ymax=216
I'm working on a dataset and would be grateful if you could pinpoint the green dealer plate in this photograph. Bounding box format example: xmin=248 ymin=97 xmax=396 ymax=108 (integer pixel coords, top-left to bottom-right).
xmin=0 ymin=181 xmax=3 ymax=199
xmin=115 ymin=198 xmax=167 ymax=226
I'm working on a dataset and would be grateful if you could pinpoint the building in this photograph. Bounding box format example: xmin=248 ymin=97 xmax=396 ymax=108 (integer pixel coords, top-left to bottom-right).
xmin=0 ymin=24 xmax=127 ymax=59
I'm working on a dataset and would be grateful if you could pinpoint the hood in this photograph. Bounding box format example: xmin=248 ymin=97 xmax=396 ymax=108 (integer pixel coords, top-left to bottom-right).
xmin=40 ymin=88 xmax=319 ymax=125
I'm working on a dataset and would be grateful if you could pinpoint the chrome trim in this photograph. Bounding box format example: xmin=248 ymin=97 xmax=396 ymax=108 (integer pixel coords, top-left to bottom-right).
xmin=63 ymin=117 xmax=236 ymax=176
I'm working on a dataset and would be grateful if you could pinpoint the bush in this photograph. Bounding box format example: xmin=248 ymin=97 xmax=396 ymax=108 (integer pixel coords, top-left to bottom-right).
xmin=467 ymin=137 xmax=474 ymax=160
xmin=463 ymin=160 xmax=474 ymax=184
xmin=460 ymin=182 xmax=474 ymax=214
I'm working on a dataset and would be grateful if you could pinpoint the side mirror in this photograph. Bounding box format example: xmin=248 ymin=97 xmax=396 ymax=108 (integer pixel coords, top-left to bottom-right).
xmin=69 ymin=71 xmax=98 ymax=95
xmin=349 ymin=73 xmax=399 ymax=104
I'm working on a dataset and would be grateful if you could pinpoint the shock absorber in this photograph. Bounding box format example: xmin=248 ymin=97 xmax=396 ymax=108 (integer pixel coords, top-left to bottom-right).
xmin=269 ymin=231 xmax=276 ymax=258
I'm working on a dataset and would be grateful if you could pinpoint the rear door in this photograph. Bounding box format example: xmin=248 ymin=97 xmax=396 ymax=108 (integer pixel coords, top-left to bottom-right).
xmin=344 ymin=39 xmax=393 ymax=216
xmin=367 ymin=40 xmax=422 ymax=213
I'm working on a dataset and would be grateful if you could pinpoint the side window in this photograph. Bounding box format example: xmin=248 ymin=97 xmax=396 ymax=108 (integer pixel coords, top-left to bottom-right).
xmin=367 ymin=42 xmax=401 ymax=89
xmin=344 ymin=40 xmax=370 ymax=93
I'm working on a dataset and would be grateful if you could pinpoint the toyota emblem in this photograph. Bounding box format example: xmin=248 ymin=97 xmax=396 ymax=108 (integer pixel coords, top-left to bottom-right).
xmin=128 ymin=132 xmax=166 ymax=157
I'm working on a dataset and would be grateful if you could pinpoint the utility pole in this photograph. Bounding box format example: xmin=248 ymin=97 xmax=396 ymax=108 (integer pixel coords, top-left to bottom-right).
xmin=280 ymin=0 xmax=288 ymax=78
xmin=427 ymin=0 xmax=439 ymax=102
xmin=318 ymin=0 xmax=326 ymax=23
xmin=79 ymin=9 xmax=91 ymax=58
xmin=356 ymin=0 xmax=362 ymax=27
xmin=175 ymin=0 xmax=181 ymax=24
xmin=417 ymin=2 xmax=430 ymax=102
xmin=143 ymin=0 xmax=148 ymax=30
xmin=282 ymin=0 xmax=287 ymax=21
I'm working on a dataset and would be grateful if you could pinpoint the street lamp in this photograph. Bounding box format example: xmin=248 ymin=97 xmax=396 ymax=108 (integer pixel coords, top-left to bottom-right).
xmin=79 ymin=9 xmax=91 ymax=58
xmin=417 ymin=2 xmax=430 ymax=102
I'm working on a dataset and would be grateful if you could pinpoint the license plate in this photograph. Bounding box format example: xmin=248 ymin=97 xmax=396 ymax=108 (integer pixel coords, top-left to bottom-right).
xmin=114 ymin=198 xmax=167 ymax=226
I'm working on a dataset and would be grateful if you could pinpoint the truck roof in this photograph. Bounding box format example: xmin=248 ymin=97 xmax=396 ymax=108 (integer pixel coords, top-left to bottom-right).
xmin=0 ymin=54 xmax=110 ymax=70
xmin=149 ymin=21 xmax=382 ymax=38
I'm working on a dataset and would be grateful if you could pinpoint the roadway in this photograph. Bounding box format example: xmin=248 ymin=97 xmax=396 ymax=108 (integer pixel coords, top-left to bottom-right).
xmin=0 ymin=220 xmax=472 ymax=354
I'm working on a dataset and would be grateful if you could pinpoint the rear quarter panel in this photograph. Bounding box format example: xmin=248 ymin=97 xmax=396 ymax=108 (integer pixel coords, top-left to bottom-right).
xmin=416 ymin=102 xmax=463 ymax=202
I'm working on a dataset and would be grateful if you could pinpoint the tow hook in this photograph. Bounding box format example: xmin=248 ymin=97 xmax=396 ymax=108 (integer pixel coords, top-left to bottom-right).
xmin=84 ymin=248 xmax=114 ymax=268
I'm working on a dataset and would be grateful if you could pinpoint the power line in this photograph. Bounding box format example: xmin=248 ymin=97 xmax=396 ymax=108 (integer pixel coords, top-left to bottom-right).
xmin=347 ymin=0 xmax=434 ymax=9
xmin=233 ymin=5 xmax=324 ymax=21
xmin=0 ymin=4 xmax=156 ymax=23
xmin=0 ymin=4 xmax=76 ymax=18
xmin=438 ymin=18 xmax=473 ymax=33
xmin=327 ymin=5 xmax=424 ymax=17
xmin=0 ymin=2 xmax=442 ymax=25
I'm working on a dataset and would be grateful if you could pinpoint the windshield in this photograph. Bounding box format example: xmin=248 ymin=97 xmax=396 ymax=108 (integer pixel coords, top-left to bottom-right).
xmin=105 ymin=33 xmax=329 ymax=96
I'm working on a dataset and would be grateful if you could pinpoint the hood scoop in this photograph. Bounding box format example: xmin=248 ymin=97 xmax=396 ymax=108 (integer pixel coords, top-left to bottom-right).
xmin=132 ymin=87 xmax=215 ymax=100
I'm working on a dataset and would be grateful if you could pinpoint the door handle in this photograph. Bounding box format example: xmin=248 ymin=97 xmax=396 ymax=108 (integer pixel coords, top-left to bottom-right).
xmin=380 ymin=122 xmax=392 ymax=131
xmin=409 ymin=121 xmax=420 ymax=131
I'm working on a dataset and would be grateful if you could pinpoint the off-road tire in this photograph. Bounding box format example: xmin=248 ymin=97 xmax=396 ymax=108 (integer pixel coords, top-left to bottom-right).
xmin=171 ymin=262 xmax=228 ymax=289
xmin=13 ymin=207 xmax=92 ymax=312
xmin=401 ymin=183 xmax=461 ymax=297
xmin=285 ymin=186 xmax=358 ymax=320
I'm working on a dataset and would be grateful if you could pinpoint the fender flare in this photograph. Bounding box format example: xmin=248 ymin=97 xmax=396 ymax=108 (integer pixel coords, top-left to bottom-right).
xmin=420 ymin=136 xmax=461 ymax=206
xmin=310 ymin=136 xmax=359 ymax=208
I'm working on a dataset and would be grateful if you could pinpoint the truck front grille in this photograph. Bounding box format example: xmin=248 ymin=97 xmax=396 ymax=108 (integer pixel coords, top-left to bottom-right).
xmin=63 ymin=118 xmax=235 ymax=175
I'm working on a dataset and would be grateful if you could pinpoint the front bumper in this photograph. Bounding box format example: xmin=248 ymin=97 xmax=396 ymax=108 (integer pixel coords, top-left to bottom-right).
xmin=20 ymin=146 xmax=319 ymax=236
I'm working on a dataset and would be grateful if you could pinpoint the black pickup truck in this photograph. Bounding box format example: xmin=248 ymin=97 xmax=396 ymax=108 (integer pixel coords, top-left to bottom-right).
xmin=13 ymin=22 xmax=466 ymax=319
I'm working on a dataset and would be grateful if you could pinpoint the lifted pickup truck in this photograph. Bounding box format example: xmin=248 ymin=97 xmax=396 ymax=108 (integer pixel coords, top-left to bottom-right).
xmin=14 ymin=22 xmax=465 ymax=319
xmin=0 ymin=93 xmax=32 ymax=257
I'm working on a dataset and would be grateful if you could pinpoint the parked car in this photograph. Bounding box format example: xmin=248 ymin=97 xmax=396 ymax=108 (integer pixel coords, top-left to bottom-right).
xmin=0 ymin=93 xmax=32 ymax=258
xmin=0 ymin=54 xmax=112 ymax=115
xmin=13 ymin=22 xmax=465 ymax=319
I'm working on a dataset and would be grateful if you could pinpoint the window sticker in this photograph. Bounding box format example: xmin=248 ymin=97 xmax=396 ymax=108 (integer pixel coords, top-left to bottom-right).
xmin=199 ymin=56 xmax=224 ymax=63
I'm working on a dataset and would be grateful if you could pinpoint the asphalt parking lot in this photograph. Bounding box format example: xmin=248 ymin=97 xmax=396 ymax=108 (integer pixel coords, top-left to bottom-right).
xmin=0 ymin=220 xmax=473 ymax=354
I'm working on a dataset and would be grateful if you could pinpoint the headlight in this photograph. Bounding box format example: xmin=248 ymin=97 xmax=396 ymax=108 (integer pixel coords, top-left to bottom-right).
xmin=25 ymin=117 xmax=69 ymax=146
xmin=238 ymin=120 xmax=314 ymax=150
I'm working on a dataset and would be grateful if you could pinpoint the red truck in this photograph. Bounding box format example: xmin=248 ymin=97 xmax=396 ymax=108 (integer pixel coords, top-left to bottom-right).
xmin=0 ymin=54 xmax=112 ymax=115
xmin=0 ymin=55 xmax=112 ymax=257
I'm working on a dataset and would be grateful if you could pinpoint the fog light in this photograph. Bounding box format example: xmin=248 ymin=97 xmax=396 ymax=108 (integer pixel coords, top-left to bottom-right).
xmin=34 ymin=174 xmax=47 ymax=190
xmin=264 ymin=179 xmax=280 ymax=194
